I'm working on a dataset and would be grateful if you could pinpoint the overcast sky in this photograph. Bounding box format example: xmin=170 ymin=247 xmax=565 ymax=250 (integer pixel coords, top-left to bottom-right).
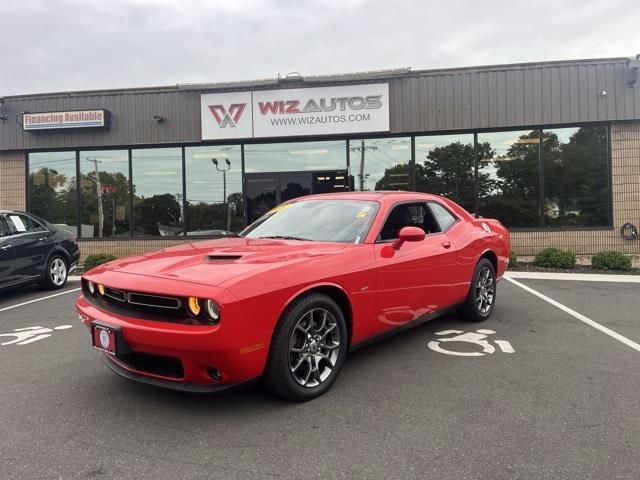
xmin=1 ymin=0 xmax=639 ymax=96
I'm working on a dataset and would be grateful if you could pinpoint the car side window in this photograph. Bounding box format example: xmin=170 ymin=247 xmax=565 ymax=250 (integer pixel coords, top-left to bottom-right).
xmin=0 ymin=216 xmax=11 ymax=238
xmin=428 ymin=202 xmax=458 ymax=232
xmin=379 ymin=202 xmax=442 ymax=241
xmin=5 ymin=214 xmax=42 ymax=234
xmin=24 ymin=215 xmax=47 ymax=232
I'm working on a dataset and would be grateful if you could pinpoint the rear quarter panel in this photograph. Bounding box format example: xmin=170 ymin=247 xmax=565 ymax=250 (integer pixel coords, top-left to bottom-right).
xmin=447 ymin=216 xmax=510 ymax=297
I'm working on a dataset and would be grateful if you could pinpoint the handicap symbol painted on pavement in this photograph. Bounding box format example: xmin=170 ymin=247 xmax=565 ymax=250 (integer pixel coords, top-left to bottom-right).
xmin=0 ymin=325 xmax=73 ymax=346
xmin=427 ymin=329 xmax=514 ymax=356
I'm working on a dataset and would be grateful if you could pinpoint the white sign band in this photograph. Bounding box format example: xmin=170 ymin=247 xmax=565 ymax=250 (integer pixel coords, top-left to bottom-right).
xmin=201 ymin=83 xmax=389 ymax=140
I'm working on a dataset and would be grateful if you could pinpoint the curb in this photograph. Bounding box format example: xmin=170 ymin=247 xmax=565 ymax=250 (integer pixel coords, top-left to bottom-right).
xmin=505 ymin=271 xmax=640 ymax=283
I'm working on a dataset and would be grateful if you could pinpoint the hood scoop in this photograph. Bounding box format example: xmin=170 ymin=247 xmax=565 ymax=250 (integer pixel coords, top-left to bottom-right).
xmin=206 ymin=254 xmax=243 ymax=262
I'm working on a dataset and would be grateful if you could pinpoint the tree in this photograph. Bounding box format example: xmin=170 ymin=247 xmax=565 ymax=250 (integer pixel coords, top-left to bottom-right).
xmin=133 ymin=194 xmax=182 ymax=236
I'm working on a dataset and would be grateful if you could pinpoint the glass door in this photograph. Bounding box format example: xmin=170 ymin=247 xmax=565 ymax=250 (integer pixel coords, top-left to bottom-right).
xmin=245 ymin=170 xmax=347 ymax=224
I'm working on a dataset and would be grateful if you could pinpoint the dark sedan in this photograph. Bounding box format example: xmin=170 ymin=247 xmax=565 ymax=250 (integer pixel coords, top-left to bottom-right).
xmin=0 ymin=210 xmax=80 ymax=291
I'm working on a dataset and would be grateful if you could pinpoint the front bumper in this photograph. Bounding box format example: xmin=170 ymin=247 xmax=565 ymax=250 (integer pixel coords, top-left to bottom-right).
xmin=100 ymin=354 xmax=256 ymax=393
xmin=76 ymin=291 xmax=271 ymax=390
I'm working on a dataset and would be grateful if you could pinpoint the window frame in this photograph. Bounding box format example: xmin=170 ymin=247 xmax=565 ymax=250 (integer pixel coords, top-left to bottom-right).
xmin=23 ymin=121 xmax=613 ymax=240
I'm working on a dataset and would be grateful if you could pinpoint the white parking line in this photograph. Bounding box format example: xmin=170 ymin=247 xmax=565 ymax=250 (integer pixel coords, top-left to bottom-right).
xmin=505 ymin=277 xmax=640 ymax=353
xmin=0 ymin=288 xmax=81 ymax=313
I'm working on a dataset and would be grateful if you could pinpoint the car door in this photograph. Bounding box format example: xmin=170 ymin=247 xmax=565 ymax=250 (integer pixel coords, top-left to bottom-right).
xmin=5 ymin=214 xmax=55 ymax=282
xmin=373 ymin=202 xmax=461 ymax=335
xmin=0 ymin=216 xmax=16 ymax=286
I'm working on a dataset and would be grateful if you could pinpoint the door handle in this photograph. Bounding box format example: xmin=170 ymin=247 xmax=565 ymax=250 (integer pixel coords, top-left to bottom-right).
xmin=37 ymin=236 xmax=50 ymax=242
xmin=441 ymin=241 xmax=452 ymax=249
xmin=0 ymin=244 xmax=12 ymax=251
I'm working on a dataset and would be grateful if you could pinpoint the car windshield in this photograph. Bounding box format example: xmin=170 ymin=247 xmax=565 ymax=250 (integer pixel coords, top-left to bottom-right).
xmin=241 ymin=199 xmax=380 ymax=244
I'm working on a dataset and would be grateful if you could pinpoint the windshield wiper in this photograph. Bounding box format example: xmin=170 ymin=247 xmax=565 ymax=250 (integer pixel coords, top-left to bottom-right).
xmin=258 ymin=235 xmax=313 ymax=241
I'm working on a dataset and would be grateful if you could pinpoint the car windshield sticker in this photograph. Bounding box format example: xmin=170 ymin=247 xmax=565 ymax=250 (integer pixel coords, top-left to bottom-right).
xmin=0 ymin=325 xmax=73 ymax=346
xmin=9 ymin=215 xmax=27 ymax=232
xmin=268 ymin=203 xmax=293 ymax=215
xmin=356 ymin=205 xmax=372 ymax=219
xmin=427 ymin=329 xmax=514 ymax=356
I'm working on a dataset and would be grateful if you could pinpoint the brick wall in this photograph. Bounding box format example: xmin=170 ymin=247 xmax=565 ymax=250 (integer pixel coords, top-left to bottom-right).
xmin=511 ymin=121 xmax=640 ymax=258
xmin=0 ymin=151 xmax=26 ymax=210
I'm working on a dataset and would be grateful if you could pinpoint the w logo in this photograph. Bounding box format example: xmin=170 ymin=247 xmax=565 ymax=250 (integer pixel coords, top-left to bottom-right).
xmin=208 ymin=103 xmax=246 ymax=128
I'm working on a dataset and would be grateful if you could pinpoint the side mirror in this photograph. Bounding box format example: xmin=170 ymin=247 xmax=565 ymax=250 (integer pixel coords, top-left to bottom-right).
xmin=391 ymin=226 xmax=426 ymax=250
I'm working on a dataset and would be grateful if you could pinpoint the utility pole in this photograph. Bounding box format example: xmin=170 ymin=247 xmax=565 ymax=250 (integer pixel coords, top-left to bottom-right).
xmin=349 ymin=141 xmax=377 ymax=191
xmin=86 ymin=157 xmax=103 ymax=237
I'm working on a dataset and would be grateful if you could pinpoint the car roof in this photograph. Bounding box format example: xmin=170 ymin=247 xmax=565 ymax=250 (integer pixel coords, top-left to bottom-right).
xmin=289 ymin=191 xmax=448 ymax=203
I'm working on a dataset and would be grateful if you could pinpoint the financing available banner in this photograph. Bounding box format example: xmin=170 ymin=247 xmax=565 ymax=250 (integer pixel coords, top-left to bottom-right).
xmin=201 ymin=83 xmax=389 ymax=140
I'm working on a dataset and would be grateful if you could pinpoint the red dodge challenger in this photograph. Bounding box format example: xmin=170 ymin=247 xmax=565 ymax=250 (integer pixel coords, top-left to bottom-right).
xmin=77 ymin=191 xmax=509 ymax=401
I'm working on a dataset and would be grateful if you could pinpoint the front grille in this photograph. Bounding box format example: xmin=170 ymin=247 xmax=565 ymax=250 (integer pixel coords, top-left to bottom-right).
xmin=104 ymin=287 xmax=126 ymax=302
xmin=127 ymin=292 xmax=181 ymax=310
xmin=118 ymin=352 xmax=184 ymax=378
xmin=82 ymin=280 xmax=203 ymax=325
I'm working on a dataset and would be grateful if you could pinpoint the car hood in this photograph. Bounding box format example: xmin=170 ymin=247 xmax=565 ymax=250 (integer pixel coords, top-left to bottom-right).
xmin=103 ymin=237 xmax=350 ymax=287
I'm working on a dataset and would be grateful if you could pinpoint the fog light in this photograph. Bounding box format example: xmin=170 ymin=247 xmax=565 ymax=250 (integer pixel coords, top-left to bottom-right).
xmin=97 ymin=284 xmax=105 ymax=296
xmin=207 ymin=367 xmax=222 ymax=382
xmin=187 ymin=297 xmax=201 ymax=316
xmin=204 ymin=300 xmax=220 ymax=322
xmin=87 ymin=281 xmax=96 ymax=295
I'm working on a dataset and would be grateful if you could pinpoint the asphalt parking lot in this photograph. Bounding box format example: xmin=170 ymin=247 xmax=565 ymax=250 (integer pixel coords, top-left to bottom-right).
xmin=0 ymin=276 xmax=639 ymax=480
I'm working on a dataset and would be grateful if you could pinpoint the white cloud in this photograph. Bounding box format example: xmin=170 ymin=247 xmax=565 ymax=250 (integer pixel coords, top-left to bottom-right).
xmin=1 ymin=0 xmax=639 ymax=95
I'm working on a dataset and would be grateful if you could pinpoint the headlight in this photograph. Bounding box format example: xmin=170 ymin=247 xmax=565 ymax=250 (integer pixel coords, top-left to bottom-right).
xmin=87 ymin=281 xmax=96 ymax=295
xmin=204 ymin=299 xmax=220 ymax=322
xmin=97 ymin=284 xmax=105 ymax=296
xmin=187 ymin=297 xmax=201 ymax=316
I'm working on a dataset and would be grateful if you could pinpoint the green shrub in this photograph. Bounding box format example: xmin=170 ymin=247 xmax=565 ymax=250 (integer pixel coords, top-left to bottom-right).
xmin=509 ymin=251 xmax=518 ymax=265
xmin=83 ymin=254 xmax=118 ymax=271
xmin=534 ymin=247 xmax=576 ymax=269
xmin=591 ymin=251 xmax=631 ymax=271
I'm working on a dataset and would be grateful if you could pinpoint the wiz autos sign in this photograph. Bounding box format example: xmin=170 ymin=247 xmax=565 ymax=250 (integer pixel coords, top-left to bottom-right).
xmin=201 ymin=84 xmax=389 ymax=140
xmin=22 ymin=110 xmax=109 ymax=131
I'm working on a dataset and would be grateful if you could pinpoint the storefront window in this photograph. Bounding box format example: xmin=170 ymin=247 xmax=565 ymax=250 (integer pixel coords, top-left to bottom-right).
xmin=413 ymin=134 xmax=476 ymax=213
xmin=131 ymin=148 xmax=183 ymax=236
xmin=185 ymin=146 xmax=244 ymax=234
xmin=28 ymin=151 xmax=78 ymax=234
xmin=79 ymin=150 xmax=130 ymax=238
xmin=477 ymin=130 xmax=541 ymax=228
xmin=350 ymin=137 xmax=411 ymax=191
xmin=543 ymin=126 xmax=610 ymax=227
xmin=244 ymin=140 xmax=346 ymax=173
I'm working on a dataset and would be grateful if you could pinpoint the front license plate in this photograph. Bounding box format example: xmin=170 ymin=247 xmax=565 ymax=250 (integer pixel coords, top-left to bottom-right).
xmin=92 ymin=324 xmax=118 ymax=356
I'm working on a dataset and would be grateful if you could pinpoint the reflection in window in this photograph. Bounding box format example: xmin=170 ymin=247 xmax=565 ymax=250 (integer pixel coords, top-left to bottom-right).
xmin=185 ymin=146 xmax=244 ymax=234
xmin=244 ymin=141 xmax=346 ymax=173
xmin=543 ymin=126 xmax=609 ymax=227
xmin=414 ymin=134 xmax=476 ymax=213
xmin=28 ymin=151 xmax=78 ymax=234
xmin=131 ymin=148 xmax=183 ymax=237
xmin=477 ymin=130 xmax=540 ymax=228
xmin=351 ymin=137 xmax=410 ymax=191
xmin=79 ymin=150 xmax=130 ymax=238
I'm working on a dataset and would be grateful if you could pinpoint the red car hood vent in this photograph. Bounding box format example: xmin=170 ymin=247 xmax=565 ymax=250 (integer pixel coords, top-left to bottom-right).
xmin=206 ymin=255 xmax=243 ymax=262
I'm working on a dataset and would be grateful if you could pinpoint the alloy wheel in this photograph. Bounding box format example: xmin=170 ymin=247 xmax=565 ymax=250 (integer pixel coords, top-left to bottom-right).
xmin=50 ymin=258 xmax=67 ymax=287
xmin=475 ymin=266 xmax=494 ymax=315
xmin=288 ymin=308 xmax=341 ymax=388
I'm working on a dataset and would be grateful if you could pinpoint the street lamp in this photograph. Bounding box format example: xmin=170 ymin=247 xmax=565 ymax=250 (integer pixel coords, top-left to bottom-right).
xmin=211 ymin=158 xmax=232 ymax=231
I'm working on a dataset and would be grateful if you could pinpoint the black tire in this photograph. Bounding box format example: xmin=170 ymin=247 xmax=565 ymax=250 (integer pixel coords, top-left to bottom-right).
xmin=459 ymin=258 xmax=496 ymax=322
xmin=265 ymin=293 xmax=348 ymax=402
xmin=39 ymin=254 xmax=68 ymax=290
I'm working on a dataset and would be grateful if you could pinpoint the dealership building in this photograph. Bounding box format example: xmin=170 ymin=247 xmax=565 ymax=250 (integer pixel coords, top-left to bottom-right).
xmin=1 ymin=56 xmax=640 ymax=263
